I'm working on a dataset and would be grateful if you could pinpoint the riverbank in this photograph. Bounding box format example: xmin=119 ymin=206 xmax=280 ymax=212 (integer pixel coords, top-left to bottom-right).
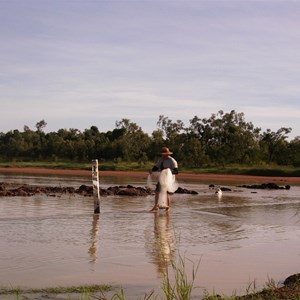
xmin=0 ymin=167 xmax=300 ymax=185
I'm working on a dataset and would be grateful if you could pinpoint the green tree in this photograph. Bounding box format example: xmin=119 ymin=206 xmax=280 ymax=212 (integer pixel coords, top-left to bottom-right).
xmin=259 ymin=127 xmax=292 ymax=164
xmin=188 ymin=110 xmax=261 ymax=166
xmin=0 ymin=112 xmax=296 ymax=168
xmin=149 ymin=129 xmax=165 ymax=160
xmin=288 ymin=136 xmax=300 ymax=166
xmin=180 ymin=134 xmax=209 ymax=168
xmin=35 ymin=119 xmax=47 ymax=132
xmin=156 ymin=115 xmax=185 ymax=155
xmin=115 ymin=118 xmax=151 ymax=161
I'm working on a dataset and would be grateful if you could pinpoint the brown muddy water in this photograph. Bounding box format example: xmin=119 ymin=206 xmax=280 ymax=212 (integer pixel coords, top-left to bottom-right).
xmin=0 ymin=173 xmax=300 ymax=299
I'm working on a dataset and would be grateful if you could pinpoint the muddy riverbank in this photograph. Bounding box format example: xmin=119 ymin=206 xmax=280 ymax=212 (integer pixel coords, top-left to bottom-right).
xmin=0 ymin=167 xmax=299 ymax=185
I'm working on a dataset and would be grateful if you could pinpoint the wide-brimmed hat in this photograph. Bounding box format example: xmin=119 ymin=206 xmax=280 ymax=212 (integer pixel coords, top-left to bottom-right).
xmin=161 ymin=147 xmax=173 ymax=155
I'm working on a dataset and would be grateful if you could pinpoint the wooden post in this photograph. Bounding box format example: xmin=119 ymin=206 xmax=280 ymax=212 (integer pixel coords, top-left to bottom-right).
xmin=92 ymin=159 xmax=100 ymax=214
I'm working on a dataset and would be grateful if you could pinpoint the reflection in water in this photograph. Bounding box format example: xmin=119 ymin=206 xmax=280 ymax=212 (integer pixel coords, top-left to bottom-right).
xmin=151 ymin=212 xmax=176 ymax=274
xmin=88 ymin=214 xmax=100 ymax=268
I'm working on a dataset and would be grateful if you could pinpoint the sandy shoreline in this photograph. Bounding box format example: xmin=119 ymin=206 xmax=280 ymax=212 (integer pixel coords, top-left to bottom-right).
xmin=0 ymin=167 xmax=299 ymax=185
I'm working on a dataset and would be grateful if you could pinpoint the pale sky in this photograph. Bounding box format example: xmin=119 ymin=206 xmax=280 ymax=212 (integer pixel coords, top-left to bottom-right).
xmin=1 ymin=0 xmax=300 ymax=139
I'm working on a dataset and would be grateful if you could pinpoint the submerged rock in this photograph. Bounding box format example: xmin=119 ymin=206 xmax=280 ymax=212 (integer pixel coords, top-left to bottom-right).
xmin=175 ymin=187 xmax=198 ymax=194
xmin=0 ymin=182 xmax=198 ymax=197
xmin=238 ymin=182 xmax=291 ymax=190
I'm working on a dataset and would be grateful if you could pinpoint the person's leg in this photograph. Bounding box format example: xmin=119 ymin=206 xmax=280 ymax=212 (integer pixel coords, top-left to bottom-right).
xmin=166 ymin=193 xmax=171 ymax=211
xmin=150 ymin=192 xmax=159 ymax=211
xmin=150 ymin=182 xmax=160 ymax=211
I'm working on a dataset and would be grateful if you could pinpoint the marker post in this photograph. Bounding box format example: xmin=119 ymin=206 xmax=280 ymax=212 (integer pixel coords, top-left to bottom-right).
xmin=92 ymin=159 xmax=100 ymax=214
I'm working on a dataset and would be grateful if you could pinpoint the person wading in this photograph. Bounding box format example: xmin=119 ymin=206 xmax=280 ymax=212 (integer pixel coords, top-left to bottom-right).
xmin=149 ymin=147 xmax=178 ymax=212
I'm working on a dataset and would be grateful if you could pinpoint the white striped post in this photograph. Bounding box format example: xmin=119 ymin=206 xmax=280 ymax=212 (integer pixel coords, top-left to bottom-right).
xmin=92 ymin=159 xmax=100 ymax=214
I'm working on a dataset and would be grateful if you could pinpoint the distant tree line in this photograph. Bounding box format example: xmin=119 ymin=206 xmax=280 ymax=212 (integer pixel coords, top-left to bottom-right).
xmin=0 ymin=110 xmax=299 ymax=168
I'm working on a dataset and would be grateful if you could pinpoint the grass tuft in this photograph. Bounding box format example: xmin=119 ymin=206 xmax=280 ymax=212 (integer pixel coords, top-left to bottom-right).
xmin=161 ymin=252 xmax=200 ymax=300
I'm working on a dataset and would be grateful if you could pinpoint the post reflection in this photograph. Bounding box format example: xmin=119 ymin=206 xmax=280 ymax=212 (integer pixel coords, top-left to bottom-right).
xmin=88 ymin=214 xmax=100 ymax=267
xmin=152 ymin=212 xmax=176 ymax=274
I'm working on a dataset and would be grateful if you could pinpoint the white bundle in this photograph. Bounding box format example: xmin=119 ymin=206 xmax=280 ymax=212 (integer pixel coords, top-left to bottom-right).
xmin=157 ymin=168 xmax=178 ymax=208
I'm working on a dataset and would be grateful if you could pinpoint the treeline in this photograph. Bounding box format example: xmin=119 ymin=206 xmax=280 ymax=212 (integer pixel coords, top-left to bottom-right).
xmin=0 ymin=110 xmax=299 ymax=168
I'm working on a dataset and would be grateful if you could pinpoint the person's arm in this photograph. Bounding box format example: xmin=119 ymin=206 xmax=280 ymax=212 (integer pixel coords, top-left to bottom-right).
xmin=150 ymin=158 xmax=163 ymax=173
xmin=172 ymin=168 xmax=178 ymax=175
xmin=151 ymin=166 xmax=159 ymax=172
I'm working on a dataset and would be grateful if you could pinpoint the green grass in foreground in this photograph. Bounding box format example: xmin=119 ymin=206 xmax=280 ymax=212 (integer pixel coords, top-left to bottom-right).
xmin=0 ymin=284 xmax=112 ymax=295
xmin=1 ymin=256 xmax=300 ymax=300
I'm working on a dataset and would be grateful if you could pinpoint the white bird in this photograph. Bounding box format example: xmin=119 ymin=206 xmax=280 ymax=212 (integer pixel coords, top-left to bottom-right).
xmin=215 ymin=188 xmax=222 ymax=196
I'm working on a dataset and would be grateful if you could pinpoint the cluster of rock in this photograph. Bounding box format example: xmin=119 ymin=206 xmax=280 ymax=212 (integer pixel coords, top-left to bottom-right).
xmin=0 ymin=182 xmax=198 ymax=197
xmin=2 ymin=181 xmax=290 ymax=198
xmin=238 ymin=182 xmax=291 ymax=190
xmin=0 ymin=182 xmax=80 ymax=197
xmin=100 ymin=185 xmax=151 ymax=196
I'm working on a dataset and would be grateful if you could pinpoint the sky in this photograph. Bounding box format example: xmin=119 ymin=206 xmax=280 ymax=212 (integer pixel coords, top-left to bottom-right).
xmin=1 ymin=0 xmax=300 ymax=139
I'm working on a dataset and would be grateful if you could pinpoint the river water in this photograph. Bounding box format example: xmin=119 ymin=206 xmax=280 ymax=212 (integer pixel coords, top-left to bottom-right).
xmin=0 ymin=173 xmax=299 ymax=298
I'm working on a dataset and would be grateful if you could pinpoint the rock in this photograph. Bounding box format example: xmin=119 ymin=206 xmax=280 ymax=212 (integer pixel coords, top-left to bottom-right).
xmin=117 ymin=188 xmax=143 ymax=196
xmin=0 ymin=182 xmax=198 ymax=197
xmin=220 ymin=187 xmax=231 ymax=191
xmin=284 ymin=273 xmax=300 ymax=286
xmin=77 ymin=185 xmax=93 ymax=195
xmin=175 ymin=187 xmax=198 ymax=194
xmin=238 ymin=182 xmax=291 ymax=190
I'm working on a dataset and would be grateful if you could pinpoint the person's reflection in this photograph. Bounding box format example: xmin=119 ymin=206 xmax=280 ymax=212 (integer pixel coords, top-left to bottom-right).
xmin=152 ymin=212 xmax=176 ymax=273
xmin=88 ymin=214 xmax=100 ymax=268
